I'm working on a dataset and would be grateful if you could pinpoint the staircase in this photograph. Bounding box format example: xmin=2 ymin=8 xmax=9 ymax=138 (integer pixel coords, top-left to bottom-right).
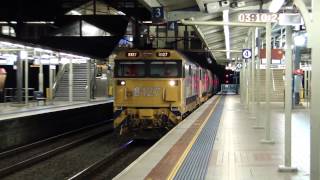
xmin=256 ymin=69 xmax=284 ymax=102
xmin=54 ymin=63 xmax=95 ymax=101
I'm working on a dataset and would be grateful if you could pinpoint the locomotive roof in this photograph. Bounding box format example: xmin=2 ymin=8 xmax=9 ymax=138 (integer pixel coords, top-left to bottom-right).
xmin=115 ymin=49 xmax=202 ymax=67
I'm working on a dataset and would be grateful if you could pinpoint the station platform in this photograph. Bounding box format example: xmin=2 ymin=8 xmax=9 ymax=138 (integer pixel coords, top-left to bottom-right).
xmin=114 ymin=95 xmax=310 ymax=180
xmin=0 ymin=97 xmax=114 ymax=151
xmin=0 ymin=97 xmax=113 ymax=121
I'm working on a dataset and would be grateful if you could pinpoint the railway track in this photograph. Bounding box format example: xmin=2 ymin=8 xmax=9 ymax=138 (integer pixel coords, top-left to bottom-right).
xmin=67 ymin=140 xmax=135 ymax=180
xmin=0 ymin=120 xmax=113 ymax=178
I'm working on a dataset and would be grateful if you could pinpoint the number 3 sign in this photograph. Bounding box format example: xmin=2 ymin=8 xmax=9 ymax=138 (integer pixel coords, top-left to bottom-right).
xmin=152 ymin=7 xmax=164 ymax=19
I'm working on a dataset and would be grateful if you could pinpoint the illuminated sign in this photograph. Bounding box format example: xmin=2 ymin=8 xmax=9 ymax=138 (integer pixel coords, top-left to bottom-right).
xmin=238 ymin=13 xmax=279 ymax=23
xmin=126 ymin=52 xmax=139 ymax=57
xmin=156 ymin=52 xmax=170 ymax=57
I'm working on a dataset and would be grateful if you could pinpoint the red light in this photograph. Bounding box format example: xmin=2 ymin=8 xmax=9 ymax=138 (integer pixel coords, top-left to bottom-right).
xmin=226 ymin=75 xmax=229 ymax=77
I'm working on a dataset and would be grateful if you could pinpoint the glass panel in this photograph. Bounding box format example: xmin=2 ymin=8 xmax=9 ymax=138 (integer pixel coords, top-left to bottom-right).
xmin=150 ymin=61 xmax=178 ymax=77
xmin=116 ymin=61 xmax=145 ymax=77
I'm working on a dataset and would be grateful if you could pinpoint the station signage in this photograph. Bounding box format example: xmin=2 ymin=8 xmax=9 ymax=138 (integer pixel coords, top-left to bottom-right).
xmin=242 ymin=49 xmax=252 ymax=59
xmin=152 ymin=7 xmax=166 ymax=23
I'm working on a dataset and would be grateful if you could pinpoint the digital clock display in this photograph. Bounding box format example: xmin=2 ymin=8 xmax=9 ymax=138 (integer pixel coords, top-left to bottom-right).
xmin=126 ymin=52 xmax=139 ymax=57
xmin=238 ymin=13 xmax=279 ymax=23
xmin=156 ymin=52 xmax=170 ymax=57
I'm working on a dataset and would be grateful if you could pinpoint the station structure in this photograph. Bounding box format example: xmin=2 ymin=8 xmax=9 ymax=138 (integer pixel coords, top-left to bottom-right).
xmin=0 ymin=0 xmax=318 ymax=179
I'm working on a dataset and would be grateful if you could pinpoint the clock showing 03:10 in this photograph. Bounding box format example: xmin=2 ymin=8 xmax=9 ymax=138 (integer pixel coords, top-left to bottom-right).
xmin=238 ymin=13 xmax=279 ymax=23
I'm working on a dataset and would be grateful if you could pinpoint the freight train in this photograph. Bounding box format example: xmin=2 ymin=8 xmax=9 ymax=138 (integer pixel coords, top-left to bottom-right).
xmin=113 ymin=49 xmax=219 ymax=138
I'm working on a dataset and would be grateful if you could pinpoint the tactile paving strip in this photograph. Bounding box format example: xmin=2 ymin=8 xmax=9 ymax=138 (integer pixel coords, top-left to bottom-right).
xmin=174 ymin=96 xmax=225 ymax=180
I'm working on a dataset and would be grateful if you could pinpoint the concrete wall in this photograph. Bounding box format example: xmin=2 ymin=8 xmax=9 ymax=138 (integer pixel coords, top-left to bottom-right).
xmin=0 ymin=102 xmax=113 ymax=151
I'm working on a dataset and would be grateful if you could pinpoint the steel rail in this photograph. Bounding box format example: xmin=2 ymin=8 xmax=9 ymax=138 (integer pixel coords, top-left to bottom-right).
xmin=0 ymin=119 xmax=113 ymax=159
xmin=0 ymin=127 xmax=113 ymax=177
xmin=67 ymin=140 xmax=135 ymax=180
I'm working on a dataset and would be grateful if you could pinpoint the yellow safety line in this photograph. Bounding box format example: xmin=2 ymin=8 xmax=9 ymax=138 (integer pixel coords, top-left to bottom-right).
xmin=167 ymin=96 xmax=221 ymax=180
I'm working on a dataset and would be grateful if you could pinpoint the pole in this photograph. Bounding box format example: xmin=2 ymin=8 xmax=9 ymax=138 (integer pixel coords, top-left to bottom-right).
xmin=278 ymin=26 xmax=297 ymax=172
xmin=69 ymin=60 xmax=73 ymax=102
xmin=245 ymin=59 xmax=249 ymax=109
xmin=248 ymin=55 xmax=252 ymax=112
xmin=16 ymin=52 xmax=23 ymax=104
xmin=49 ymin=64 xmax=53 ymax=104
xmin=310 ymin=0 xmax=320 ymax=179
xmin=24 ymin=57 xmax=28 ymax=104
xmin=250 ymin=28 xmax=256 ymax=118
xmin=261 ymin=22 xmax=274 ymax=144
xmin=253 ymin=28 xmax=264 ymax=129
xmin=38 ymin=52 xmax=44 ymax=93
xmin=240 ymin=64 xmax=244 ymax=104
xmin=87 ymin=59 xmax=91 ymax=101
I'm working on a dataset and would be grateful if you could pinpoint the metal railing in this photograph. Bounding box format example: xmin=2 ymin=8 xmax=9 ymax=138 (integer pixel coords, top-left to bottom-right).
xmin=221 ymin=84 xmax=239 ymax=94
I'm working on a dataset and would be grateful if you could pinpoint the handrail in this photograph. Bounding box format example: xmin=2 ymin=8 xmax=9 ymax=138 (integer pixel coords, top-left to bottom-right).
xmin=52 ymin=63 xmax=68 ymax=98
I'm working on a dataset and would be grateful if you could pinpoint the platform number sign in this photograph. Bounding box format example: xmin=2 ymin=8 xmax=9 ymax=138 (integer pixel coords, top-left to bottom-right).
xmin=242 ymin=49 xmax=252 ymax=59
xmin=167 ymin=21 xmax=177 ymax=31
xmin=152 ymin=7 xmax=165 ymax=23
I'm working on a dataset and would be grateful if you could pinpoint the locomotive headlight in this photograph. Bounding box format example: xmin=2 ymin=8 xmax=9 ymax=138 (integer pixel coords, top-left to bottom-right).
xmin=169 ymin=80 xmax=177 ymax=86
xmin=118 ymin=80 xmax=126 ymax=86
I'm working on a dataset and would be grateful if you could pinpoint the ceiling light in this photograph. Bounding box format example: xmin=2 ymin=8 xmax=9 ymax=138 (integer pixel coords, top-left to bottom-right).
xmin=206 ymin=2 xmax=220 ymax=13
xmin=223 ymin=10 xmax=230 ymax=60
xmin=70 ymin=10 xmax=81 ymax=15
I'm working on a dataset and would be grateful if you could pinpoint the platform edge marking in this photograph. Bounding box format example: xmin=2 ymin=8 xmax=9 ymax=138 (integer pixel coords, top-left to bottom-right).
xmin=167 ymin=96 xmax=221 ymax=180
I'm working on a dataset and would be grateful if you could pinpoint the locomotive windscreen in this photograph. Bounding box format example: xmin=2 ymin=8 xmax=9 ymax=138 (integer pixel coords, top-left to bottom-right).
xmin=116 ymin=61 xmax=146 ymax=77
xmin=115 ymin=60 xmax=182 ymax=78
xmin=150 ymin=61 xmax=179 ymax=77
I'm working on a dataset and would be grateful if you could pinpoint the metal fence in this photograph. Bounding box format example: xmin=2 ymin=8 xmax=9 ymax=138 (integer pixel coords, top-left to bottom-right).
xmin=221 ymin=84 xmax=239 ymax=94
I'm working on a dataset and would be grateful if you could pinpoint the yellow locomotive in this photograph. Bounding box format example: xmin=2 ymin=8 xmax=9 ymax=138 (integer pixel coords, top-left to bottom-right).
xmin=113 ymin=49 xmax=217 ymax=137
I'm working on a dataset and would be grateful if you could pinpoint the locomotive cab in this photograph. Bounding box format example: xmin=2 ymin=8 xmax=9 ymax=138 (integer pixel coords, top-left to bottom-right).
xmin=112 ymin=49 xmax=217 ymax=138
xmin=113 ymin=50 xmax=184 ymax=137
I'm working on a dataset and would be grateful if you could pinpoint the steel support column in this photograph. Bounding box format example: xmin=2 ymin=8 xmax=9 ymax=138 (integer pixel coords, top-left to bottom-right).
xmin=278 ymin=26 xmax=297 ymax=172
xmin=247 ymin=55 xmax=252 ymax=113
xmin=86 ymin=60 xmax=91 ymax=101
xmin=253 ymin=28 xmax=264 ymax=129
xmin=240 ymin=64 xmax=244 ymax=104
xmin=39 ymin=61 xmax=44 ymax=93
xmin=16 ymin=53 xmax=23 ymax=104
xmin=49 ymin=65 xmax=53 ymax=104
xmin=245 ymin=59 xmax=249 ymax=109
xmin=310 ymin=0 xmax=320 ymax=179
xmin=261 ymin=22 xmax=274 ymax=144
xmin=250 ymin=28 xmax=256 ymax=118
xmin=24 ymin=57 xmax=28 ymax=104
xmin=69 ymin=60 xmax=73 ymax=102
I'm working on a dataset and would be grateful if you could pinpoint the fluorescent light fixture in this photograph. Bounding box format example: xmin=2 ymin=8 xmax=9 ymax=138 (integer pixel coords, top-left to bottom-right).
xmin=206 ymin=2 xmax=220 ymax=13
xmin=117 ymin=11 xmax=126 ymax=15
xmin=70 ymin=10 xmax=81 ymax=15
xmin=20 ymin=51 xmax=28 ymax=59
xmin=269 ymin=0 xmax=285 ymax=13
xmin=25 ymin=21 xmax=54 ymax=24
xmin=223 ymin=10 xmax=230 ymax=60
